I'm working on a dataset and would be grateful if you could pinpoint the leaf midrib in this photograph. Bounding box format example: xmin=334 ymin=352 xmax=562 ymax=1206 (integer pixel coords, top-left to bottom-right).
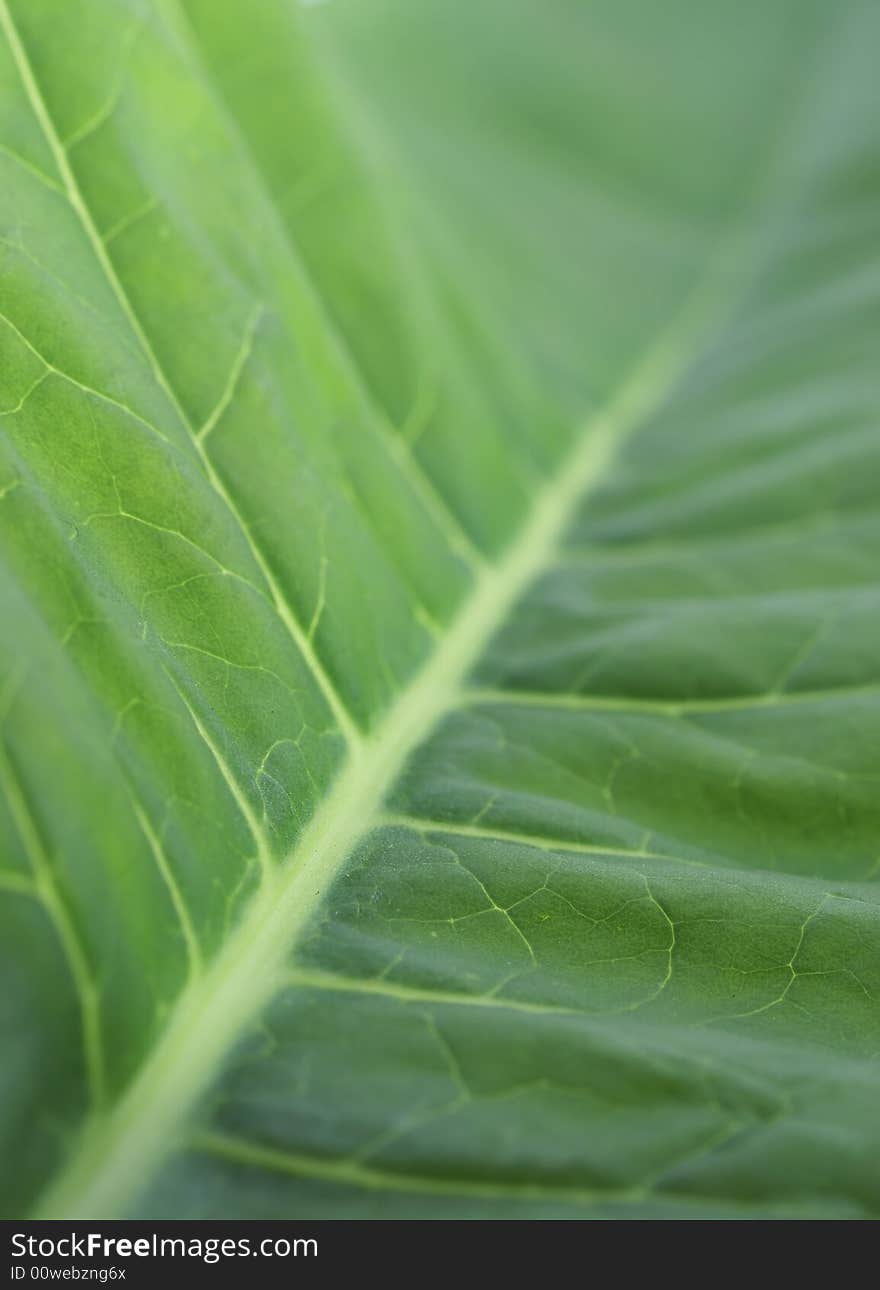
xmin=2 ymin=0 xmax=811 ymax=1221
xmin=32 ymin=238 xmax=746 ymax=1216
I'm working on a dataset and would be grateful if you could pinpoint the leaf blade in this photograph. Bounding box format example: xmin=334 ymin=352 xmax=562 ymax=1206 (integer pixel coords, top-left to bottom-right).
xmin=2 ymin=0 xmax=879 ymax=1220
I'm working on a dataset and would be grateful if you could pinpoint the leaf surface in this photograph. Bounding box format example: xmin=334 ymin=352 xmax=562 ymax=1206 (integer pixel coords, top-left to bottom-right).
xmin=1 ymin=0 xmax=879 ymax=1219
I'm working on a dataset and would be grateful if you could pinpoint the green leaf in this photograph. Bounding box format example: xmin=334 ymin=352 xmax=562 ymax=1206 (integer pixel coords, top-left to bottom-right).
xmin=2 ymin=0 xmax=879 ymax=1220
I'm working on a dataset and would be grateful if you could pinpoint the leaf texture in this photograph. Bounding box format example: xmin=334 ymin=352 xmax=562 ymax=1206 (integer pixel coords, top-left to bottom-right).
xmin=1 ymin=0 xmax=879 ymax=1219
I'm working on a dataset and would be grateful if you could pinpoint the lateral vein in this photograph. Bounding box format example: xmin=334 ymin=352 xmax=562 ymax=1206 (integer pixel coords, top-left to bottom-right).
xmin=378 ymin=814 xmax=711 ymax=869
xmin=0 ymin=739 xmax=105 ymax=1109
xmin=157 ymin=0 xmax=487 ymax=575
xmin=460 ymin=682 xmax=880 ymax=717
xmin=284 ymin=966 xmax=602 ymax=1018
xmin=188 ymin=1127 xmax=643 ymax=1207
xmin=0 ymin=0 xmax=361 ymax=749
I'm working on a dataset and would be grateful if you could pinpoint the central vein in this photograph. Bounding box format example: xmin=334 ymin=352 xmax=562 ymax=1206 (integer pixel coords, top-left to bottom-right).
xmin=34 ymin=244 xmax=741 ymax=1218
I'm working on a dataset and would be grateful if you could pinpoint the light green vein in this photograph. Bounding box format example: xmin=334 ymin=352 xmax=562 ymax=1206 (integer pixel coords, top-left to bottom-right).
xmin=101 ymin=194 xmax=159 ymax=247
xmin=162 ymin=670 xmax=274 ymax=881
xmin=186 ymin=1128 xmax=836 ymax=1216
xmin=189 ymin=1127 xmax=643 ymax=1209
xmin=0 ymin=0 xmax=361 ymax=748
xmin=157 ymin=0 xmax=487 ymax=575
xmin=379 ymin=813 xmax=710 ymax=868
xmin=0 ymin=138 xmax=64 ymax=194
xmin=0 ymin=369 xmax=49 ymax=417
xmin=125 ymin=786 xmax=203 ymax=980
xmin=0 ymin=310 xmax=177 ymax=448
xmin=284 ymin=966 xmax=597 ymax=1019
xmin=196 ymin=303 xmax=265 ymax=444
xmin=0 ymin=738 xmax=105 ymax=1108
xmin=461 ymin=682 xmax=880 ymax=718
xmin=0 ymin=868 xmax=38 ymax=897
